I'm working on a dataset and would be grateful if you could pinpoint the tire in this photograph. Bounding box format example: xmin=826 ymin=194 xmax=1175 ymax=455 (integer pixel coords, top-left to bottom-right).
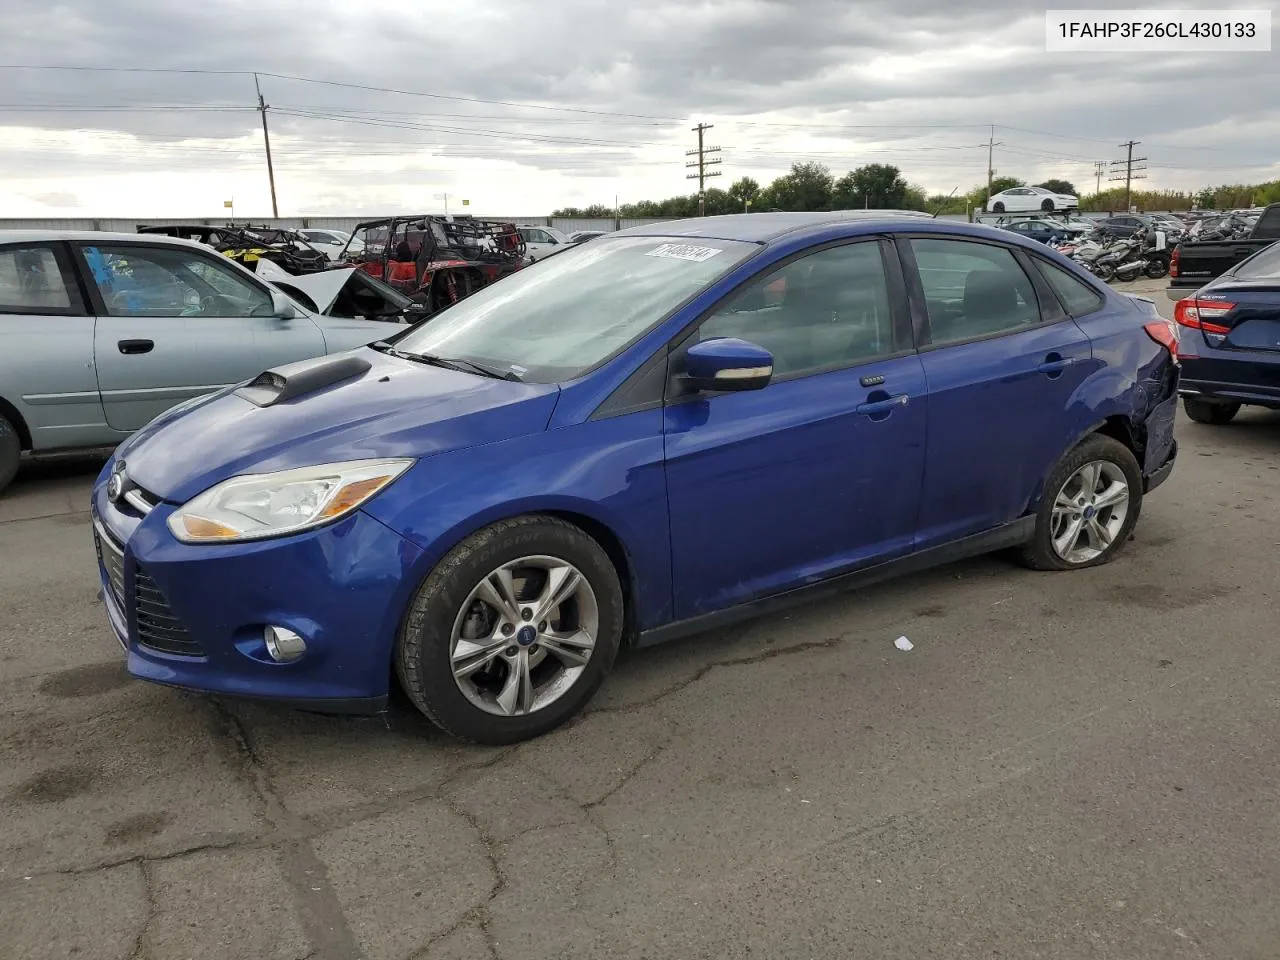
xmin=992 ymin=202 xmax=1005 ymax=213
xmin=1018 ymin=434 xmax=1143 ymax=571
xmin=1183 ymin=397 xmax=1240 ymax=425
xmin=1041 ymin=199 xmax=1055 ymax=212
xmin=0 ymin=415 xmax=20 ymax=496
xmin=1144 ymin=259 xmax=1169 ymax=279
xmin=395 ymin=515 xmax=624 ymax=744
xmin=1093 ymin=261 xmax=1117 ymax=282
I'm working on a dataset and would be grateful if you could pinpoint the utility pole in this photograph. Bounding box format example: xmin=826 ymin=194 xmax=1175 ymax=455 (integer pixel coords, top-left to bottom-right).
xmin=686 ymin=123 xmax=721 ymax=216
xmin=1108 ymin=140 xmax=1148 ymax=212
xmin=985 ymin=125 xmax=1003 ymax=211
xmin=254 ymin=73 xmax=279 ymax=218
xmin=1093 ymin=160 xmax=1107 ymax=196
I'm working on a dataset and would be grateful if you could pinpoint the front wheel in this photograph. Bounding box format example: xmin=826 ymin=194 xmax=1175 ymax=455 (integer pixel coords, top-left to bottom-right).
xmin=1183 ymin=398 xmax=1240 ymax=425
xmin=1144 ymin=258 xmax=1169 ymax=279
xmin=1093 ymin=261 xmax=1117 ymax=282
xmin=1041 ymin=199 xmax=1055 ymax=212
xmin=1018 ymin=434 xmax=1143 ymax=571
xmin=395 ymin=515 xmax=624 ymax=744
xmin=991 ymin=202 xmax=1005 ymax=213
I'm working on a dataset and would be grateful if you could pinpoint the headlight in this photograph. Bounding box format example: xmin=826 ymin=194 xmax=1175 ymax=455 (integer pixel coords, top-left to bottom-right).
xmin=167 ymin=458 xmax=413 ymax=543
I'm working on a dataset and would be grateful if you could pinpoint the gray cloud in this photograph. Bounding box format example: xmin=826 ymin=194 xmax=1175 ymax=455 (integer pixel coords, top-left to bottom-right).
xmin=1 ymin=0 xmax=1276 ymax=215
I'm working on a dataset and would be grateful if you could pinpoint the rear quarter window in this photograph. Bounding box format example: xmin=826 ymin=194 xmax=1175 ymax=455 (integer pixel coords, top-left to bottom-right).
xmin=1033 ymin=258 xmax=1106 ymax=317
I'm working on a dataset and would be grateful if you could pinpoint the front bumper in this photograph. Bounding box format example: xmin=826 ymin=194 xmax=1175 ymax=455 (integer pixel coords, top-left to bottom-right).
xmin=91 ymin=465 xmax=425 ymax=713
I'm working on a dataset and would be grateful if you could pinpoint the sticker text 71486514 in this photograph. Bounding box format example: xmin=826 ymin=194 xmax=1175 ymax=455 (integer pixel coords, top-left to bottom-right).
xmin=645 ymin=243 xmax=723 ymax=263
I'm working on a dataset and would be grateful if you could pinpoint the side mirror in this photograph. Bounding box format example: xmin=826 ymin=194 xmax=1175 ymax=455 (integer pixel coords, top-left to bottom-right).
xmin=684 ymin=338 xmax=773 ymax=392
xmin=271 ymin=290 xmax=299 ymax=319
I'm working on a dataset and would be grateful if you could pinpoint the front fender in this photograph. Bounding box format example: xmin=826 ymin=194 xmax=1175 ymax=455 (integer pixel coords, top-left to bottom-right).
xmin=363 ymin=408 xmax=673 ymax=630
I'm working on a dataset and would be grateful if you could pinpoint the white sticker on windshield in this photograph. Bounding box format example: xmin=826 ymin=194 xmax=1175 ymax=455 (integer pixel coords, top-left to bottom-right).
xmin=645 ymin=243 xmax=723 ymax=263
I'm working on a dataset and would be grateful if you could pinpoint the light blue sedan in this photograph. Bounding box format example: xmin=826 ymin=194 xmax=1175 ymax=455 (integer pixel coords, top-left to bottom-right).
xmin=0 ymin=231 xmax=407 ymax=493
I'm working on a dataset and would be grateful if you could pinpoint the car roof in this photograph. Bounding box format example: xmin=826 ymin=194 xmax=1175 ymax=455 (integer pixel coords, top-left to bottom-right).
xmin=0 ymin=229 xmax=212 ymax=248
xmin=612 ymin=210 xmax=937 ymax=243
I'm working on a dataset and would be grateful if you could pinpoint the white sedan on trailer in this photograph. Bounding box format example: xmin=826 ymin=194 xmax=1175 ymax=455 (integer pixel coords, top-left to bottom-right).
xmin=986 ymin=186 xmax=1079 ymax=214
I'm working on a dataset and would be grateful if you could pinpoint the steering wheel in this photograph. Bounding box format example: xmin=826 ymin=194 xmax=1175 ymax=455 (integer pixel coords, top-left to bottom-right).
xmin=191 ymin=293 xmax=239 ymax=317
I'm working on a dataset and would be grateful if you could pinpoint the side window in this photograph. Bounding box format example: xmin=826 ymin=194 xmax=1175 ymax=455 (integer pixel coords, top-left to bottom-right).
xmin=1035 ymin=259 xmax=1106 ymax=316
xmin=910 ymin=238 xmax=1042 ymax=345
xmin=0 ymin=244 xmax=83 ymax=314
xmin=697 ymin=242 xmax=896 ymax=379
xmin=80 ymin=244 xmax=273 ymax=318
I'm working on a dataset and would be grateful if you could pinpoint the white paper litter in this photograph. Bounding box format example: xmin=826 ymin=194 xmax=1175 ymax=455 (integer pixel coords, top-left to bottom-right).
xmin=894 ymin=636 xmax=914 ymax=652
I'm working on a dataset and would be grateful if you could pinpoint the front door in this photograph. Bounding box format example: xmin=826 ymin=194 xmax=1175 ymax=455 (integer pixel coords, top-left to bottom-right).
xmin=901 ymin=235 xmax=1095 ymax=547
xmin=75 ymin=241 xmax=327 ymax=431
xmin=663 ymin=238 xmax=927 ymax=619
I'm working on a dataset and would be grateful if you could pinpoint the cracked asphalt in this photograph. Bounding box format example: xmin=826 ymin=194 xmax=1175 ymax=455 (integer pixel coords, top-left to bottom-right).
xmin=4 ymin=279 xmax=1280 ymax=959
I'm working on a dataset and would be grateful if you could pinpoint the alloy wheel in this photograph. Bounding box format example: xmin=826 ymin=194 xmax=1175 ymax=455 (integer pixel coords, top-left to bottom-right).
xmin=1050 ymin=460 xmax=1130 ymax=564
xmin=449 ymin=555 xmax=599 ymax=717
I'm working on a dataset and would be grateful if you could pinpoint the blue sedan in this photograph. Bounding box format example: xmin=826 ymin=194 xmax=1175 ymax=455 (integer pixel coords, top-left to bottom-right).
xmin=91 ymin=212 xmax=1179 ymax=743
xmin=1175 ymin=241 xmax=1280 ymax=423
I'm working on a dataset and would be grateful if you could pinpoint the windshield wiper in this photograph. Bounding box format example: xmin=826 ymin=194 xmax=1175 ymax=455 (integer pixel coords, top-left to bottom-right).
xmin=371 ymin=342 xmax=522 ymax=381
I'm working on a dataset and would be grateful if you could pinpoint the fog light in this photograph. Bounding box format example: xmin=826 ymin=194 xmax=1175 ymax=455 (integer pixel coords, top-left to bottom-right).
xmin=264 ymin=625 xmax=307 ymax=662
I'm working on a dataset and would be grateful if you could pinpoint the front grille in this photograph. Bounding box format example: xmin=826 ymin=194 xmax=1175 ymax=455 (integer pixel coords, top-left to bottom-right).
xmin=94 ymin=524 xmax=126 ymax=607
xmin=134 ymin=567 xmax=204 ymax=656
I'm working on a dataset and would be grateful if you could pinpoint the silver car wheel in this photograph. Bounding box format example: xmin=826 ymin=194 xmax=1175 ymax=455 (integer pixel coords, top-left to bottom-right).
xmin=449 ymin=555 xmax=599 ymax=717
xmin=1050 ymin=460 xmax=1131 ymax=564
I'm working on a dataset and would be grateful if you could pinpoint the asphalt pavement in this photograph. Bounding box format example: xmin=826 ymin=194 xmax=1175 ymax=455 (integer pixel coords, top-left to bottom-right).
xmin=3 ymin=279 xmax=1279 ymax=959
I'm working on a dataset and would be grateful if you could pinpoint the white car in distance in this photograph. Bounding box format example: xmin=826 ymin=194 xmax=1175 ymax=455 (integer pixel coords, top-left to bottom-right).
xmin=986 ymin=186 xmax=1080 ymax=214
xmin=298 ymin=228 xmax=364 ymax=261
xmin=517 ymin=225 xmax=572 ymax=261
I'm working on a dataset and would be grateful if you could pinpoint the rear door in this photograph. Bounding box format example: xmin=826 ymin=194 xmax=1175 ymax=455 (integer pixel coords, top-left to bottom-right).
xmin=0 ymin=241 xmax=108 ymax=450
xmin=900 ymin=235 xmax=1095 ymax=547
xmin=75 ymin=241 xmax=327 ymax=431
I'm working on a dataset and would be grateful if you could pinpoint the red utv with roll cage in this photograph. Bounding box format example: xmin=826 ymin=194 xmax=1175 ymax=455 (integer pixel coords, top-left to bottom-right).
xmin=338 ymin=215 xmax=527 ymax=316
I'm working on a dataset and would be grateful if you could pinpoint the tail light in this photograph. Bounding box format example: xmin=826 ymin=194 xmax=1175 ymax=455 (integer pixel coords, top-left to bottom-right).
xmin=1169 ymin=245 xmax=1179 ymax=277
xmin=1173 ymin=298 xmax=1233 ymax=335
xmin=1143 ymin=318 xmax=1179 ymax=360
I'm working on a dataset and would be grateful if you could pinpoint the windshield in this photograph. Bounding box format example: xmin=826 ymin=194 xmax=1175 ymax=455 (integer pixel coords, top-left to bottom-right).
xmin=391 ymin=235 xmax=756 ymax=381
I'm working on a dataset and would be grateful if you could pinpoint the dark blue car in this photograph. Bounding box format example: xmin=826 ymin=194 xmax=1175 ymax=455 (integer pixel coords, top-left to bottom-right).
xmin=1174 ymin=241 xmax=1280 ymax=423
xmin=91 ymin=212 xmax=1180 ymax=743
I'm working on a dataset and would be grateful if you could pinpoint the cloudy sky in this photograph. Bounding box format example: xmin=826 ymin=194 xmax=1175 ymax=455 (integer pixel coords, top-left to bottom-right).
xmin=1 ymin=0 xmax=1276 ymax=218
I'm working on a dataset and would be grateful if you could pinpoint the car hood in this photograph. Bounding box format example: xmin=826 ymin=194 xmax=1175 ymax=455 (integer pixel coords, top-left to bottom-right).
xmin=117 ymin=347 xmax=561 ymax=503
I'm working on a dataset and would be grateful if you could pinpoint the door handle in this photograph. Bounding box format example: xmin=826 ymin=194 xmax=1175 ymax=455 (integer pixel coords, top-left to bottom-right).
xmin=855 ymin=394 xmax=909 ymax=417
xmin=117 ymin=339 xmax=154 ymax=355
xmin=1037 ymin=354 xmax=1075 ymax=377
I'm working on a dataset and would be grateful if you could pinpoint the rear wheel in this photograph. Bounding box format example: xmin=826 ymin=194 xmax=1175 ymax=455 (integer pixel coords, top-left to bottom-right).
xmin=395 ymin=515 xmax=624 ymax=744
xmin=1183 ymin=398 xmax=1240 ymax=425
xmin=1019 ymin=434 xmax=1142 ymax=571
xmin=1041 ymin=199 xmax=1055 ymax=212
xmin=0 ymin=415 xmax=20 ymax=496
xmin=1144 ymin=258 xmax=1169 ymax=279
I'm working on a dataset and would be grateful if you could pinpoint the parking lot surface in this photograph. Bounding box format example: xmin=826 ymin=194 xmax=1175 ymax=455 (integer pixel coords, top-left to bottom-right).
xmin=3 ymin=281 xmax=1279 ymax=959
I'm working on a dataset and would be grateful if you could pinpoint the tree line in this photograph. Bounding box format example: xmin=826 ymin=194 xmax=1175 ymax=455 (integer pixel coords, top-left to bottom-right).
xmin=553 ymin=162 xmax=1280 ymax=218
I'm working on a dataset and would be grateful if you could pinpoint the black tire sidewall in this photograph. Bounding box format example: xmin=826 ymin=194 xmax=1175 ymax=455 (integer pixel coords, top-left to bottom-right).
xmin=1042 ymin=199 xmax=1055 ymax=212
xmin=1183 ymin=398 xmax=1240 ymax=424
xmin=992 ymin=202 xmax=1005 ymax=213
xmin=1023 ymin=434 xmax=1143 ymax=571
xmin=0 ymin=417 xmax=20 ymax=494
xmin=396 ymin=516 xmax=624 ymax=744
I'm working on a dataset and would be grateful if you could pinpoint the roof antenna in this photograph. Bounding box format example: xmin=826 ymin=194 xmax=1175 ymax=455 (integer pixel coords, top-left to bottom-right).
xmin=932 ymin=187 xmax=959 ymax=219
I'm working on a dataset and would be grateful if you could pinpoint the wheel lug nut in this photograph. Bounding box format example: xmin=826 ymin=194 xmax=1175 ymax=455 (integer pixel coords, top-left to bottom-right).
xmin=501 ymin=623 xmax=514 ymax=636
xmin=521 ymin=608 xmax=533 ymax=621
xmin=538 ymin=620 xmax=548 ymax=631
xmin=504 ymin=646 xmax=518 ymax=657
